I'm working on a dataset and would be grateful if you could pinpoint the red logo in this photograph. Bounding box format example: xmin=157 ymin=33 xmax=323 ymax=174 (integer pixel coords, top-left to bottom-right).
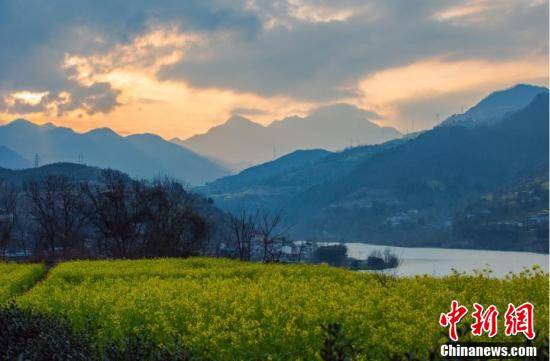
xmin=504 ymin=302 xmax=535 ymax=340
xmin=439 ymin=301 xmax=535 ymax=341
xmin=471 ymin=303 xmax=499 ymax=337
xmin=439 ymin=300 xmax=469 ymax=341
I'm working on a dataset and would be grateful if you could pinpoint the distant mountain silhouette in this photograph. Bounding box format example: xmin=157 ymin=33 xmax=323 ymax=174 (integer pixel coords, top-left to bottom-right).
xmin=440 ymin=84 xmax=548 ymax=127
xmin=176 ymin=103 xmax=402 ymax=170
xmin=0 ymin=162 xmax=109 ymax=187
xmin=0 ymin=145 xmax=30 ymax=169
xmin=201 ymin=90 xmax=549 ymax=252
xmin=0 ymin=120 xmax=228 ymax=185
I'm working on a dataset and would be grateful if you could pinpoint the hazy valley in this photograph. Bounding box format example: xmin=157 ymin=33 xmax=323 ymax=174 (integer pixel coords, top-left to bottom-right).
xmin=0 ymin=84 xmax=548 ymax=258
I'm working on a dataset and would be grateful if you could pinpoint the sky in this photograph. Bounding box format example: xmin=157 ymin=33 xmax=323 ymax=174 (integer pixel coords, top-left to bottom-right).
xmin=0 ymin=0 xmax=547 ymax=139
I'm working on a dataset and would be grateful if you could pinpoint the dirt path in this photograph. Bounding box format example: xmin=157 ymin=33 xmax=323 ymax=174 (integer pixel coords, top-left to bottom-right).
xmin=20 ymin=261 xmax=56 ymax=297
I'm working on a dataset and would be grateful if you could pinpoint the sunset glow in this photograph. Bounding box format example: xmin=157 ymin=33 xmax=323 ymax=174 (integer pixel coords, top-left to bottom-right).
xmin=0 ymin=0 xmax=547 ymax=139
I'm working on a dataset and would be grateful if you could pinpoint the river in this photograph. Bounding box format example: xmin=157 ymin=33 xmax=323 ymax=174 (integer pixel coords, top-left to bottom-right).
xmin=343 ymin=243 xmax=549 ymax=277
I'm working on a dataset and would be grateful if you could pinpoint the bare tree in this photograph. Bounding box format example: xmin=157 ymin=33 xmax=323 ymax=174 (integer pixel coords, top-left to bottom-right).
xmin=257 ymin=208 xmax=289 ymax=262
xmin=82 ymin=170 xmax=144 ymax=258
xmin=25 ymin=175 xmax=87 ymax=259
xmin=225 ymin=207 xmax=258 ymax=261
xmin=0 ymin=181 xmax=17 ymax=259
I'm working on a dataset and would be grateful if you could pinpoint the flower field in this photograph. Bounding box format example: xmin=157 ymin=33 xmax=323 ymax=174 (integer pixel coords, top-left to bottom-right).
xmin=0 ymin=262 xmax=45 ymax=303
xmin=7 ymin=258 xmax=549 ymax=360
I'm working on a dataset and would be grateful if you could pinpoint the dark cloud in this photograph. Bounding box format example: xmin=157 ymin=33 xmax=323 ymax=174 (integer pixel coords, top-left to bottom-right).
xmin=0 ymin=0 xmax=261 ymax=115
xmin=56 ymin=82 xmax=121 ymax=115
xmin=7 ymin=100 xmax=45 ymax=115
xmin=159 ymin=0 xmax=548 ymax=100
xmin=0 ymin=0 xmax=547 ymax=117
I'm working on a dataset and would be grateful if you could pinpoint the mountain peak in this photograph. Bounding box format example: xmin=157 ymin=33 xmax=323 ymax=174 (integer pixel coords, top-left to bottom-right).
xmin=5 ymin=118 xmax=36 ymax=128
xmin=85 ymin=127 xmax=120 ymax=137
xmin=509 ymin=83 xmax=548 ymax=91
xmin=479 ymin=83 xmax=548 ymax=107
xmin=2 ymin=119 xmax=59 ymax=133
xmin=225 ymin=115 xmax=260 ymax=127
xmin=440 ymin=83 xmax=548 ymax=127
xmin=126 ymin=133 xmax=166 ymax=143
xmin=181 ymin=103 xmax=401 ymax=169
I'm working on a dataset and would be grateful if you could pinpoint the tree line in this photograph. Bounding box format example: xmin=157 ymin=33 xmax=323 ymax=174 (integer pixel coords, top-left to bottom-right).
xmin=0 ymin=170 xmax=213 ymax=261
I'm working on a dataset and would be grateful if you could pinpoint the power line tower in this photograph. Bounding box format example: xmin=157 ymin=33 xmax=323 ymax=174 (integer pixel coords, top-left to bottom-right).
xmin=33 ymin=153 xmax=40 ymax=168
xmin=78 ymin=153 xmax=84 ymax=165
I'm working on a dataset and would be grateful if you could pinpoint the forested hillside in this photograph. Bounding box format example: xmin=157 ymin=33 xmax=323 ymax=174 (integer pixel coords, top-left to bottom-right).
xmin=201 ymin=92 xmax=549 ymax=252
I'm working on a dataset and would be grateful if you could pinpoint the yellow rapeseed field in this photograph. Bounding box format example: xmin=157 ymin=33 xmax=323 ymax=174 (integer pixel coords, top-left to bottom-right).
xmin=13 ymin=258 xmax=550 ymax=360
xmin=0 ymin=262 xmax=45 ymax=303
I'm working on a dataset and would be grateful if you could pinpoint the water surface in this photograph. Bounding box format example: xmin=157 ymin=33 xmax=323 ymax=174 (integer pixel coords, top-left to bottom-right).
xmin=344 ymin=243 xmax=549 ymax=277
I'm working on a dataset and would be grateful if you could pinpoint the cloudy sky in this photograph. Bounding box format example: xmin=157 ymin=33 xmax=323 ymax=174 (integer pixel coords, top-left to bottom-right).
xmin=0 ymin=0 xmax=547 ymax=138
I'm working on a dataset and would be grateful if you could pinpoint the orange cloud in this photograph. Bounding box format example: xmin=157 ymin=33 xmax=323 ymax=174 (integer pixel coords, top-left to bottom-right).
xmin=0 ymin=28 xmax=313 ymax=139
xmin=354 ymin=57 xmax=548 ymax=130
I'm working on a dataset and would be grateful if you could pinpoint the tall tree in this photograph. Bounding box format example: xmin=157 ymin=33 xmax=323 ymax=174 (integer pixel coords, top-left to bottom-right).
xmin=257 ymin=208 xmax=288 ymax=262
xmin=225 ymin=207 xmax=258 ymax=261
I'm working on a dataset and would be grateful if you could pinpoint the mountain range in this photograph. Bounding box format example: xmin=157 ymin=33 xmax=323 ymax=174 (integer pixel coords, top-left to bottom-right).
xmin=173 ymin=103 xmax=402 ymax=171
xmin=0 ymin=120 xmax=228 ymax=185
xmin=200 ymin=84 xmax=549 ymax=252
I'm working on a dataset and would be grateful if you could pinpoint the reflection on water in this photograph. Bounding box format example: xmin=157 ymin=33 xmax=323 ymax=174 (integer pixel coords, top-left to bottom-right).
xmin=344 ymin=243 xmax=549 ymax=277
